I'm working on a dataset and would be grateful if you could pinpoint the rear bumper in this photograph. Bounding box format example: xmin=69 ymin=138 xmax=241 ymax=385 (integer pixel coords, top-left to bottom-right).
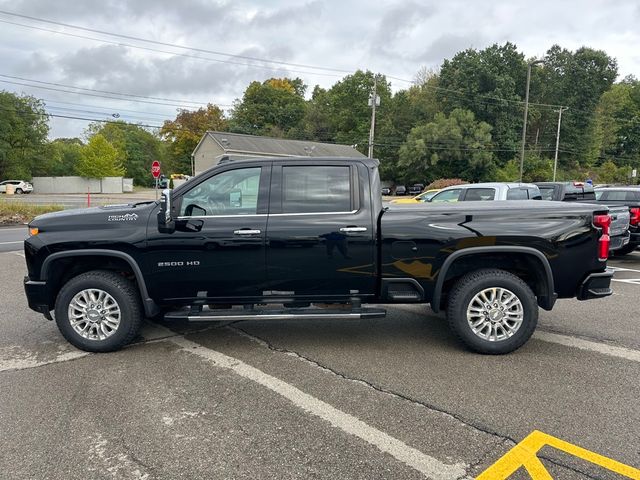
xmin=609 ymin=232 xmax=630 ymax=251
xmin=577 ymin=269 xmax=614 ymax=300
xmin=24 ymin=276 xmax=52 ymax=319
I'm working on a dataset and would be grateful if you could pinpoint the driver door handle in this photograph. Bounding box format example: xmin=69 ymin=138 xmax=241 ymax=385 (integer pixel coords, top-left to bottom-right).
xmin=234 ymin=229 xmax=261 ymax=235
xmin=339 ymin=226 xmax=367 ymax=233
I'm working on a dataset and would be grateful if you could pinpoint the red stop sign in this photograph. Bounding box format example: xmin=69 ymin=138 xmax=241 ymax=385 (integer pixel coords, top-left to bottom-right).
xmin=151 ymin=160 xmax=161 ymax=178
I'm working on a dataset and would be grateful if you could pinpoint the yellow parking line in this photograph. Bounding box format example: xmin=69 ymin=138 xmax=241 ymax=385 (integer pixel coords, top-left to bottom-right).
xmin=477 ymin=430 xmax=640 ymax=479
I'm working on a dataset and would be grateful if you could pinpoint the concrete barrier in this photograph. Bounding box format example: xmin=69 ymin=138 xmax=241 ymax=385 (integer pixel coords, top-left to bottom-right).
xmin=32 ymin=177 xmax=130 ymax=194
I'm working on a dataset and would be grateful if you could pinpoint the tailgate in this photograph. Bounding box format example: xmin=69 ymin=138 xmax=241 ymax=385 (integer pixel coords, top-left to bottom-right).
xmin=609 ymin=207 xmax=630 ymax=236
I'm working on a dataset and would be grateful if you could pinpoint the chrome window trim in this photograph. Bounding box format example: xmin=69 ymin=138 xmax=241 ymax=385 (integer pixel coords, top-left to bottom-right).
xmin=175 ymin=210 xmax=358 ymax=220
xmin=269 ymin=210 xmax=358 ymax=217
xmin=176 ymin=214 xmax=267 ymax=220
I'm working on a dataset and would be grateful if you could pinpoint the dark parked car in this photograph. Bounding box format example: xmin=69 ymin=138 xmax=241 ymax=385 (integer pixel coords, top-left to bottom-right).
xmin=24 ymin=157 xmax=613 ymax=355
xmin=536 ymin=182 xmax=596 ymax=202
xmin=381 ymin=187 xmax=391 ymax=196
xmin=394 ymin=185 xmax=407 ymax=195
xmin=536 ymin=182 xmax=631 ymax=253
xmin=594 ymin=187 xmax=640 ymax=255
xmin=408 ymin=184 xmax=425 ymax=195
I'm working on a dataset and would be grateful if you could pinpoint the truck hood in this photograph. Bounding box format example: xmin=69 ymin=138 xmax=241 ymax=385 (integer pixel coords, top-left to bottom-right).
xmin=30 ymin=202 xmax=157 ymax=232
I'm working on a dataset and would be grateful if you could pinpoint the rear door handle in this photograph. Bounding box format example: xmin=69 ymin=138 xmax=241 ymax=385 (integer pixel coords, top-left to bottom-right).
xmin=339 ymin=226 xmax=367 ymax=233
xmin=234 ymin=229 xmax=261 ymax=235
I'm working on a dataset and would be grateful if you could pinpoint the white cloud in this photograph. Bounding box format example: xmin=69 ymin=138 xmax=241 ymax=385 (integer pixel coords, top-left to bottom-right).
xmin=0 ymin=0 xmax=637 ymax=138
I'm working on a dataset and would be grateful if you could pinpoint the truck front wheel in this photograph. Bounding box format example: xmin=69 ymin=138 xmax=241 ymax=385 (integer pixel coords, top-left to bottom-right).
xmin=54 ymin=270 xmax=143 ymax=352
xmin=446 ymin=269 xmax=538 ymax=354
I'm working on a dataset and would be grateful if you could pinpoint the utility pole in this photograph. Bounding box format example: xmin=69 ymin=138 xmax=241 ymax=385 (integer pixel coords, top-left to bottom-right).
xmin=520 ymin=60 xmax=545 ymax=182
xmin=552 ymin=106 xmax=568 ymax=181
xmin=368 ymin=75 xmax=379 ymax=158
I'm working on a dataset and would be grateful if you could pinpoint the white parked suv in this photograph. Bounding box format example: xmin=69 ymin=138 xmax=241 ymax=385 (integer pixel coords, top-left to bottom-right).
xmin=427 ymin=182 xmax=542 ymax=203
xmin=0 ymin=180 xmax=34 ymax=194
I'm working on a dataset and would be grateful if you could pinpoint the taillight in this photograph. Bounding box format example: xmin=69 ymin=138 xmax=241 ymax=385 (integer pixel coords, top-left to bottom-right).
xmin=630 ymin=207 xmax=640 ymax=226
xmin=594 ymin=214 xmax=611 ymax=261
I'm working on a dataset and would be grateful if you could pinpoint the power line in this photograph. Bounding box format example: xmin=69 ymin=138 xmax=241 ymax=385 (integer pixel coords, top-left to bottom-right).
xmin=0 ymin=17 xmax=347 ymax=79
xmin=0 ymin=10 xmax=356 ymax=75
xmin=0 ymin=78 xmax=218 ymax=108
xmin=0 ymin=73 xmax=211 ymax=106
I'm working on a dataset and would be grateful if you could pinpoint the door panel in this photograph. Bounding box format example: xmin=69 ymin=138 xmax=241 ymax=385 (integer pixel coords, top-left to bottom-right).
xmin=144 ymin=164 xmax=270 ymax=303
xmin=265 ymin=163 xmax=375 ymax=299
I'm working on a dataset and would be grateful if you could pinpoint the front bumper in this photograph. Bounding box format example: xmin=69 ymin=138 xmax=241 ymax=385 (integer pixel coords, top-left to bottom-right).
xmin=24 ymin=276 xmax=53 ymax=319
xmin=577 ymin=269 xmax=614 ymax=300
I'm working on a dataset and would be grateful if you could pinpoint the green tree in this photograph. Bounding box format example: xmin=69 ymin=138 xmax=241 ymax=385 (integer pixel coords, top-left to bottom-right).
xmin=537 ymin=45 xmax=618 ymax=166
xmin=88 ymin=122 xmax=166 ymax=186
xmin=303 ymin=71 xmax=392 ymax=151
xmin=160 ymin=104 xmax=227 ymax=174
xmin=438 ymin=43 xmax=526 ymax=164
xmin=77 ymin=134 xmax=125 ymax=178
xmin=0 ymin=91 xmax=49 ymax=178
xmin=398 ymin=109 xmax=495 ymax=183
xmin=586 ymin=78 xmax=640 ymax=169
xmin=48 ymin=138 xmax=83 ymax=176
xmin=230 ymin=77 xmax=307 ymax=137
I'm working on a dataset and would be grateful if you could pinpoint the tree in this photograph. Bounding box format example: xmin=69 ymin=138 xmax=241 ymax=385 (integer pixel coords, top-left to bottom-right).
xmin=230 ymin=77 xmax=307 ymax=138
xmin=586 ymin=78 xmax=640 ymax=169
xmin=160 ymin=104 xmax=227 ymax=174
xmin=537 ymin=45 xmax=618 ymax=165
xmin=88 ymin=122 xmax=166 ymax=186
xmin=48 ymin=138 xmax=83 ymax=176
xmin=0 ymin=91 xmax=49 ymax=179
xmin=438 ymin=43 xmax=526 ymax=164
xmin=77 ymin=134 xmax=125 ymax=178
xmin=398 ymin=109 xmax=495 ymax=183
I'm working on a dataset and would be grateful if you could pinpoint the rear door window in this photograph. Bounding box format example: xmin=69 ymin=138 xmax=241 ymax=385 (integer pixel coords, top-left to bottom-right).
xmin=281 ymin=166 xmax=352 ymax=213
xmin=506 ymin=188 xmax=528 ymax=200
xmin=462 ymin=188 xmax=495 ymax=201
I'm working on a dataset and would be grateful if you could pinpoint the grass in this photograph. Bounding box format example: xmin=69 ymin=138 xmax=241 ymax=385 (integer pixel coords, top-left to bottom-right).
xmin=0 ymin=200 xmax=64 ymax=225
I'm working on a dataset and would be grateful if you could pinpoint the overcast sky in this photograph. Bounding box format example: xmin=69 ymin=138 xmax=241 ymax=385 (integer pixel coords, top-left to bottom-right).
xmin=1 ymin=0 xmax=639 ymax=139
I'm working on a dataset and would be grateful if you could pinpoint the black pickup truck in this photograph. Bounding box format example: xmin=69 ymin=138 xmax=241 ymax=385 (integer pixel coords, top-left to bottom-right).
xmin=24 ymin=158 xmax=613 ymax=355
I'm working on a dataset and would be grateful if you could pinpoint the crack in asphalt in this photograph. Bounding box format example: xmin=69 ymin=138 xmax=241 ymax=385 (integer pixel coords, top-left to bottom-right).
xmin=229 ymin=325 xmax=610 ymax=480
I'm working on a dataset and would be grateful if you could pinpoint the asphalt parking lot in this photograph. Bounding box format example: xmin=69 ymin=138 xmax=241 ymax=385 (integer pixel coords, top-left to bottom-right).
xmin=1 ymin=249 xmax=639 ymax=479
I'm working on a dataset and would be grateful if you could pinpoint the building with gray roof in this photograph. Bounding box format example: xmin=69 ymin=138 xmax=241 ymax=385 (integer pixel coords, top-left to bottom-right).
xmin=191 ymin=131 xmax=365 ymax=174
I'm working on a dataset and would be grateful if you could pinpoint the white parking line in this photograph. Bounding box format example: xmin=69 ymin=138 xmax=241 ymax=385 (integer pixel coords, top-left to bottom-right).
xmin=0 ymin=348 xmax=89 ymax=373
xmin=612 ymin=278 xmax=640 ymax=285
xmin=0 ymin=241 xmax=23 ymax=245
xmin=170 ymin=336 xmax=469 ymax=480
xmin=534 ymin=331 xmax=640 ymax=363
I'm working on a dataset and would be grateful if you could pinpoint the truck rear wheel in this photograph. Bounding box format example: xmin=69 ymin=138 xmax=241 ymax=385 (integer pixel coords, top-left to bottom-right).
xmin=54 ymin=270 xmax=143 ymax=352
xmin=446 ymin=269 xmax=538 ymax=354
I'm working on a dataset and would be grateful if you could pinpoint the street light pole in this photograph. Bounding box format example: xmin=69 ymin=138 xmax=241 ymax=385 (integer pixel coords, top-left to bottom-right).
xmin=552 ymin=106 xmax=568 ymax=181
xmin=519 ymin=60 xmax=544 ymax=182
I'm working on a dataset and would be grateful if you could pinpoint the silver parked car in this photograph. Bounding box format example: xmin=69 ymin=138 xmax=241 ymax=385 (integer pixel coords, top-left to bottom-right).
xmin=427 ymin=182 xmax=542 ymax=203
xmin=0 ymin=180 xmax=33 ymax=194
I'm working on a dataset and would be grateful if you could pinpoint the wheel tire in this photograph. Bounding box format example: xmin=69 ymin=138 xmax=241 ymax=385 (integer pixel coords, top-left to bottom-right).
xmin=614 ymin=244 xmax=637 ymax=256
xmin=55 ymin=270 xmax=143 ymax=352
xmin=15 ymin=188 xmax=23 ymax=194
xmin=446 ymin=269 xmax=538 ymax=354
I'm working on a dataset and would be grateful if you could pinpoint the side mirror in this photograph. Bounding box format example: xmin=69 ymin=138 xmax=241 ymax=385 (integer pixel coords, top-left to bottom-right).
xmin=158 ymin=188 xmax=176 ymax=233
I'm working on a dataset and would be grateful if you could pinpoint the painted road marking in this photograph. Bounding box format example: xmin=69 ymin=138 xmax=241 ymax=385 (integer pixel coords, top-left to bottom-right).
xmin=170 ymin=336 xmax=469 ymax=480
xmin=477 ymin=430 xmax=640 ymax=479
xmin=0 ymin=347 xmax=89 ymax=372
xmin=534 ymin=331 xmax=640 ymax=363
xmin=610 ymin=266 xmax=640 ymax=273
xmin=0 ymin=241 xmax=23 ymax=245
xmin=613 ymin=278 xmax=640 ymax=285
